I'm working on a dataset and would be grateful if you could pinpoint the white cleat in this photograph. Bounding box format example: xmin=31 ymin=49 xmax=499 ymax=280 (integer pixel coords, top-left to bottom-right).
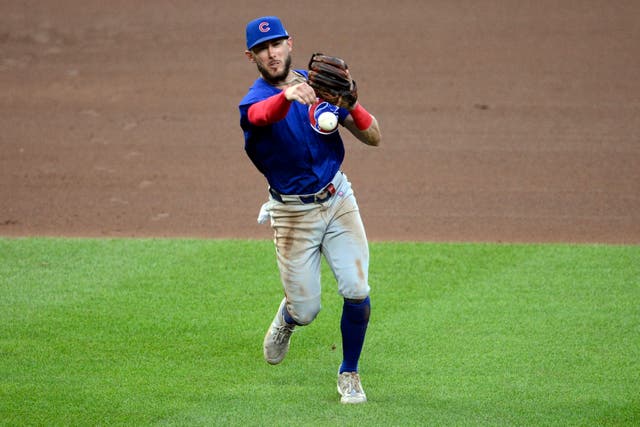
xmin=337 ymin=371 xmax=367 ymax=404
xmin=263 ymin=298 xmax=295 ymax=365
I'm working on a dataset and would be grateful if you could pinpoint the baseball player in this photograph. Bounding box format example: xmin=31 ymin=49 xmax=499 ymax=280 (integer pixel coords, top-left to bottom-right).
xmin=238 ymin=16 xmax=381 ymax=404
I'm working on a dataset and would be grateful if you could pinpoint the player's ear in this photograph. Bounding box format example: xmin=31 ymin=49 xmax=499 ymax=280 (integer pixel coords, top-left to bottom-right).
xmin=245 ymin=50 xmax=256 ymax=63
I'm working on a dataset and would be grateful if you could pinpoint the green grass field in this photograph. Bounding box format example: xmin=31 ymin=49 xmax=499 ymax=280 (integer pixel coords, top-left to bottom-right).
xmin=1 ymin=238 xmax=638 ymax=426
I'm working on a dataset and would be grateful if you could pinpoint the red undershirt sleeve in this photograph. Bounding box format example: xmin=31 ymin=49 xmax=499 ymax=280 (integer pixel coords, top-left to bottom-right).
xmin=247 ymin=92 xmax=292 ymax=126
xmin=349 ymin=103 xmax=374 ymax=131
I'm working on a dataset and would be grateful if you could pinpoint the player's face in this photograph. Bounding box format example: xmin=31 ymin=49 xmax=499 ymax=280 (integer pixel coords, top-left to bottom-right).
xmin=247 ymin=38 xmax=293 ymax=84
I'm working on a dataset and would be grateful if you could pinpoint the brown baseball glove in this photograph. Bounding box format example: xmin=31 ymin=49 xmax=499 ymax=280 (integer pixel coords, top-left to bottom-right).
xmin=307 ymin=53 xmax=358 ymax=109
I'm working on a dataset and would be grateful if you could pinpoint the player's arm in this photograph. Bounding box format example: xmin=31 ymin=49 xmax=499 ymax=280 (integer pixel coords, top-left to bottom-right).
xmin=343 ymin=102 xmax=381 ymax=147
xmin=248 ymin=83 xmax=316 ymax=126
xmin=247 ymin=92 xmax=291 ymax=126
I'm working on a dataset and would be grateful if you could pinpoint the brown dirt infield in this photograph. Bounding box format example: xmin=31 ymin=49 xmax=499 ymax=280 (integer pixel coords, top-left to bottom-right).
xmin=1 ymin=1 xmax=639 ymax=244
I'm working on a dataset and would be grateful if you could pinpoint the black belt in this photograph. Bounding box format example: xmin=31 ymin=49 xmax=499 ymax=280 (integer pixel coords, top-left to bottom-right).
xmin=269 ymin=183 xmax=336 ymax=204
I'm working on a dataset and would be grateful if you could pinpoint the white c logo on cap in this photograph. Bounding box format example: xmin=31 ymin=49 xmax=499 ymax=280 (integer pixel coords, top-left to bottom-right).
xmin=258 ymin=22 xmax=270 ymax=33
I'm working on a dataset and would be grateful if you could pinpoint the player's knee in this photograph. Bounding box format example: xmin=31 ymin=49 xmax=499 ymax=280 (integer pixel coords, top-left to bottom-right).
xmin=338 ymin=273 xmax=370 ymax=302
xmin=339 ymin=283 xmax=370 ymax=302
xmin=289 ymin=300 xmax=321 ymax=325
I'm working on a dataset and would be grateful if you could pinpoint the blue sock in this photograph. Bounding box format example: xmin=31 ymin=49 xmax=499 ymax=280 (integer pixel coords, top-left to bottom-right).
xmin=282 ymin=306 xmax=297 ymax=325
xmin=281 ymin=302 xmax=305 ymax=326
xmin=339 ymin=296 xmax=370 ymax=374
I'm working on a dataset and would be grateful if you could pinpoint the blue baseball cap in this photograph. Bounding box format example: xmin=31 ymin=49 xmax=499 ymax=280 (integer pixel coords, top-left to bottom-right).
xmin=246 ymin=16 xmax=289 ymax=50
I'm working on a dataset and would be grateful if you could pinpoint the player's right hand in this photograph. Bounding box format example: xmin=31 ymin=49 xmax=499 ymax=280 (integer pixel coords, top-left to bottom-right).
xmin=284 ymin=82 xmax=316 ymax=106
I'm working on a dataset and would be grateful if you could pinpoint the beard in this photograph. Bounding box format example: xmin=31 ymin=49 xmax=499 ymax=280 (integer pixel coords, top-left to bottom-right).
xmin=256 ymin=54 xmax=292 ymax=85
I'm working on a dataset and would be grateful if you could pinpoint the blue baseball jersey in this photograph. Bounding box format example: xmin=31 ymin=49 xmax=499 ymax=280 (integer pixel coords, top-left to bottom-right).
xmin=239 ymin=70 xmax=350 ymax=195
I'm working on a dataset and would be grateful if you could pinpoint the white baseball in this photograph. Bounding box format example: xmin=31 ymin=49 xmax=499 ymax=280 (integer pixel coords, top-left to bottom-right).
xmin=318 ymin=112 xmax=338 ymax=131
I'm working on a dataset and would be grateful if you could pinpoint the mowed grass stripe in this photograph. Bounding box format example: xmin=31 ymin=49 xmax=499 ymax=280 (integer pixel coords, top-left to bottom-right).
xmin=1 ymin=238 xmax=638 ymax=425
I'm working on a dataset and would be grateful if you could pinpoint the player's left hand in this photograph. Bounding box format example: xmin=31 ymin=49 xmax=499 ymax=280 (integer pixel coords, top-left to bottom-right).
xmin=308 ymin=53 xmax=358 ymax=109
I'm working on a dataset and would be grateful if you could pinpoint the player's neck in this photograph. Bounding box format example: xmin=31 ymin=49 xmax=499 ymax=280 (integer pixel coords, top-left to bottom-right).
xmin=269 ymin=70 xmax=304 ymax=88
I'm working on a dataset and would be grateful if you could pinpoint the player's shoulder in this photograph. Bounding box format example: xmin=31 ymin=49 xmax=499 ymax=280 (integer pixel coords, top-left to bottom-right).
xmin=239 ymin=78 xmax=277 ymax=107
